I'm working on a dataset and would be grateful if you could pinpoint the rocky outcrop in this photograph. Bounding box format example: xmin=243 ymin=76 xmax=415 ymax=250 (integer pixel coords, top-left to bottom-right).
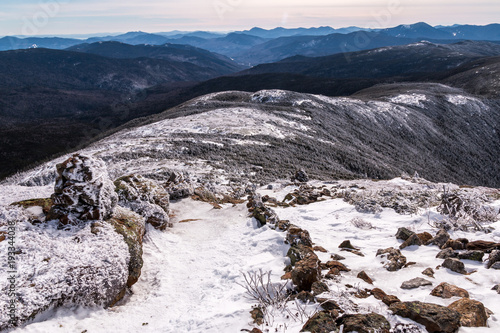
xmin=291 ymin=251 xmax=321 ymax=292
xmin=448 ymin=298 xmax=488 ymax=327
xmin=114 ymin=174 xmax=171 ymax=230
xmin=47 ymin=154 xmax=118 ymax=226
xmin=389 ymin=301 xmax=461 ymax=333
xmin=247 ymin=193 xmax=279 ymax=227
xmin=163 ymin=171 xmax=194 ymax=200
xmin=336 ymin=313 xmax=390 ymax=333
xmin=376 ymin=247 xmax=407 ymax=271
xmin=286 ymin=225 xmax=313 ymax=247
xmin=430 ymin=282 xmax=469 ymax=299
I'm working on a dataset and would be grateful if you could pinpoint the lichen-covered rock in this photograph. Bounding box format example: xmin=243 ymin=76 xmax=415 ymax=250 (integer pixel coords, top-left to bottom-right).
xmin=442 ymin=258 xmax=466 ymax=274
xmin=436 ymin=248 xmax=458 ymax=259
xmin=389 ymin=301 xmax=461 ymax=333
xmin=287 ymin=244 xmax=315 ymax=266
xmin=301 ymin=311 xmax=338 ymax=333
xmin=0 ymin=205 xmax=129 ymax=331
xmin=417 ymin=232 xmax=433 ymax=244
xmin=336 ymin=313 xmax=391 ymax=333
xmin=114 ymin=174 xmax=170 ymax=230
xmin=311 ymin=281 xmax=329 ymax=296
xmin=287 ymin=225 xmax=313 ymax=247
xmin=458 ymin=250 xmax=484 ymax=262
xmin=376 ymin=247 xmax=407 ymax=271
xmin=400 ymin=233 xmax=423 ymax=249
xmin=48 ymin=154 xmax=118 ymax=226
xmin=396 ymin=227 xmax=415 ymax=241
xmin=430 ymin=282 xmax=469 ymax=299
xmin=247 ymin=193 xmax=279 ymax=227
xmin=400 ymin=277 xmax=433 ymax=290
xmin=105 ymin=206 xmax=146 ymax=287
xmin=291 ymin=252 xmax=321 ymax=292
xmin=487 ymin=250 xmax=500 ymax=269
xmin=428 ymin=229 xmax=450 ymax=248
xmin=442 ymin=239 xmax=466 ymax=250
xmin=422 ymin=267 xmax=435 ymax=277
xmin=448 ymin=298 xmax=488 ymax=327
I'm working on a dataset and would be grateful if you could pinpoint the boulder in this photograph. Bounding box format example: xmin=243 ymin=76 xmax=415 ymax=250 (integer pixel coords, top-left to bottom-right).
xmin=296 ymin=291 xmax=315 ymax=303
xmin=163 ymin=171 xmax=194 ymax=200
xmin=430 ymin=282 xmax=469 ymax=299
xmin=371 ymin=288 xmax=387 ymax=300
xmin=382 ymin=295 xmax=401 ymax=306
xmin=339 ymin=240 xmax=358 ymax=250
xmin=331 ymin=253 xmax=346 ymax=261
xmin=492 ymin=284 xmax=500 ymax=294
xmin=417 ymin=232 xmax=433 ymax=244
xmin=436 ymin=248 xmax=458 ymax=259
xmin=442 ymin=239 xmax=465 ymax=250
xmin=47 ymin=154 xmax=118 ymax=226
xmin=487 ymin=250 xmax=500 ymax=269
xmin=291 ymin=253 xmax=321 ymax=292
xmin=114 ymin=174 xmax=170 ymax=230
xmin=428 ymin=229 xmax=450 ymax=248
xmin=458 ymin=250 xmax=484 ymax=262
xmin=389 ymin=301 xmax=461 ymax=333
xmin=400 ymin=233 xmax=423 ymax=249
xmin=400 ymin=277 xmax=433 ymax=290
xmin=287 ymin=226 xmax=313 ymax=247
xmin=325 ymin=260 xmax=350 ymax=272
xmin=376 ymin=247 xmax=407 ymax=271
xmin=442 ymin=258 xmax=466 ymax=274
xmin=396 ymin=227 xmax=415 ymax=241
xmin=448 ymin=298 xmax=488 ymax=327
xmin=247 ymin=193 xmax=279 ymax=227
xmin=293 ymin=170 xmax=309 ymax=183
xmin=336 ymin=313 xmax=390 ymax=333
xmin=301 ymin=311 xmax=337 ymax=333
xmin=311 ymin=281 xmax=329 ymax=295
xmin=466 ymin=240 xmax=500 ymax=252
xmin=287 ymin=244 xmax=315 ymax=266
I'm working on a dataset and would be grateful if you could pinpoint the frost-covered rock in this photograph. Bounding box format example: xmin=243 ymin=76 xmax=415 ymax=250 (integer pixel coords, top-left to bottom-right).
xmin=163 ymin=171 xmax=194 ymax=200
xmin=47 ymin=154 xmax=118 ymax=226
xmin=0 ymin=205 xmax=129 ymax=331
xmin=114 ymin=175 xmax=170 ymax=230
xmin=376 ymin=247 xmax=407 ymax=271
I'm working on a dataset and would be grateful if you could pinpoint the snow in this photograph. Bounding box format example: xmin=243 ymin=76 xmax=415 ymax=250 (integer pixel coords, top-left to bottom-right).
xmin=390 ymin=94 xmax=428 ymax=107
xmin=446 ymin=94 xmax=479 ymax=106
xmin=0 ymin=185 xmax=53 ymax=206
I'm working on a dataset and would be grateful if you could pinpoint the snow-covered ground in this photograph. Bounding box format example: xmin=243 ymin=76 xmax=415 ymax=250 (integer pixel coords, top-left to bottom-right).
xmin=3 ymin=179 xmax=499 ymax=332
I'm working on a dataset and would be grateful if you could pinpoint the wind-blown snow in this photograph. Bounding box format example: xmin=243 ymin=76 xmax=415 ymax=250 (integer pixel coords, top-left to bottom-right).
xmin=390 ymin=94 xmax=428 ymax=107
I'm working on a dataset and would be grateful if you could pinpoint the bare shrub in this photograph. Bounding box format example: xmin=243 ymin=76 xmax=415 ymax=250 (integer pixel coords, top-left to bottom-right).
xmin=349 ymin=217 xmax=374 ymax=230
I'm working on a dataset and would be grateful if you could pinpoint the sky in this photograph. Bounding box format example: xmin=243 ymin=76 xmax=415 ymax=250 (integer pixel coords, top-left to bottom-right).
xmin=0 ymin=0 xmax=499 ymax=36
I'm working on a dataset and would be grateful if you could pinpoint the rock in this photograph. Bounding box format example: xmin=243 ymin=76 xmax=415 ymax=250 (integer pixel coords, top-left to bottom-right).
xmin=313 ymin=246 xmax=328 ymax=253
xmin=491 ymin=262 xmax=500 ymax=269
xmin=430 ymin=282 xmax=469 ymax=299
xmin=371 ymin=288 xmax=387 ymax=300
xmin=466 ymin=240 xmax=500 ymax=252
xmin=401 ymin=277 xmax=433 ymax=290
xmin=317 ymin=298 xmax=341 ymax=312
xmin=492 ymin=284 xmax=500 ymax=294
xmin=330 ymin=253 xmax=346 ymax=261
xmin=417 ymin=232 xmax=433 ymax=244
xmin=11 ymin=198 xmax=53 ymax=216
xmin=391 ymin=323 xmax=425 ymax=333
xmin=114 ymin=175 xmax=171 ymax=230
xmin=382 ymin=295 xmax=401 ymax=306
xmin=301 ymin=311 xmax=337 ymax=333
xmin=487 ymin=250 xmax=500 ymax=269
xmin=436 ymin=248 xmax=458 ymax=259
xmin=247 ymin=193 xmax=279 ymax=227
xmin=325 ymin=268 xmax=341 ymax=279
xmin=357 ymin=271 xmax=373 ymax=284
xmin=287 ymin=244 xmax=315 ymax=266
xmin=293 ymin=170 xmax=309 ymax=183
xmin=442 ymin=239 xmax=465 ymax=250
xmin=276 ymin=219 xmax=291 ymax=231
xmin=442 ymin=258 xmax=466 ymax=274
xmin=457 ymin=250 xmax=484 ymax=261
xmin=106 ymin=206 xmax=146 ymax=287
xmin=448 ymin=298 xmax=488 ymax=327
xmin=163 ymin=171 xmax=194 ymax=200
xmin=287 ymin=226 xmax=313 ymax=247
xmin=400 ymin=233 xmax=423 ymax=249
xmin=325 ymin=260 xmax=350 ymax=272
xmin=312 ymin=281 xmax=329 ymax=295
xmin=48 ymin=154 xmax=118 ymax=226
xmin=336 ymin=313 xmax=390 ymax=333
xmin=250 ymin=329 xmax=263 ymax=333
xmin=291 ymin=253 xmax=321 ymax=292
xmin=339 ymin=240 xmax=358 ymax=250
xmin=422 ymin=268 xmax=435 ymax=278
xmin=376 ymin=247 xmax=407 ymax=271
xmin=296 ymin=290 xmax=315 ymax=303
xmin=341 ymin=248 xmax=365 ymax=257
xmin=428 ymin=229 xmax=450 ymax=248
xmin=396 ymin=227 xmax=415 ymax=241
xmin=389 ymin=301 xmax=461 ymax=333
xmin=250 ymin=307 xmax=264 ymax=325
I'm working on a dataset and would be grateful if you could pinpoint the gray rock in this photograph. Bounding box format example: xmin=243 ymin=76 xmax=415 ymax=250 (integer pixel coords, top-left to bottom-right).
xmin=442 ymin=258 xmax=466 ymax=274
xmin=376 ymin=247 xmax=407 ymax=271
xmin=487 ymin=250 xmax=500 ymax=269
xmin=458 ymin=250 xmax=484 ymax=262
xmin=401 ymin=277 xmax=433 ymax=289
xmin=390 ymin=301 xmax=460 ymax=333
xmin=436 ymin=248 xmax=458 ymax=259
xmin=396 ymin=227 xmax=415 ymax=241
xmin=428 ymin=229 xmax=450 ymax=248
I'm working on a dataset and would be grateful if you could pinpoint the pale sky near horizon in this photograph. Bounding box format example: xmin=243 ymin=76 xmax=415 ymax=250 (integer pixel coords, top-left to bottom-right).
xmin=0 ymin=0 xmax=499 ymax=36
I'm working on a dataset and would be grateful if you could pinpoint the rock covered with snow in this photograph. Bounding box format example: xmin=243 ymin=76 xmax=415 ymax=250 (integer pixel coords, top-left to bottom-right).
xmin=114 ymin=174 xmax=170 ymax=230
xmin=47 ymin=154 xmax=118 ymax=226
xmin=0 ymin=205 xmax=129 ymax=331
